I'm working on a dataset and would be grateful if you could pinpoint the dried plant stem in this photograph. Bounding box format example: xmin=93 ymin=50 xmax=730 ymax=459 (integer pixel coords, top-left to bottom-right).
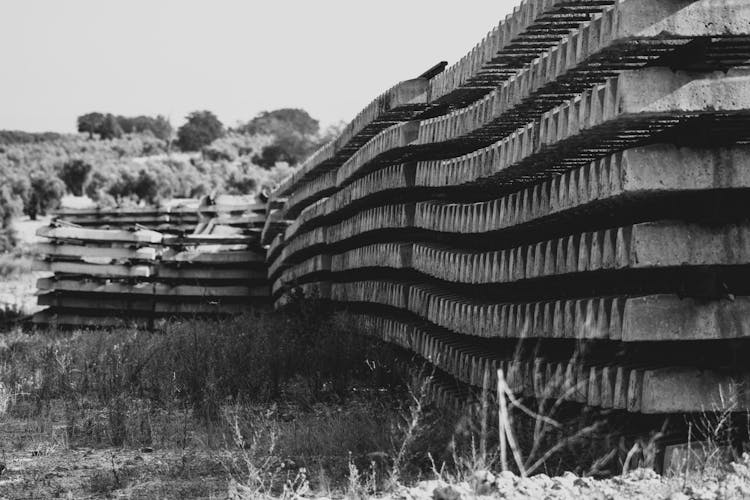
xmin=479 ymin=368 xmax=490 ymax=468
xmin=526 ymin=422 xmax=601 ymax=475
xmin=498 ymin=369 xmax=526 ymax=477
xmin=498 ymin=369 xmax=508 ymax=472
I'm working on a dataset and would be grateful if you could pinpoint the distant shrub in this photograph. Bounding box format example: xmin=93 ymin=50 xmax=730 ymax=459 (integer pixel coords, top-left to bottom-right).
xmin=240 ymin=109 xmax=343 ymax=168
xmin=3 ymin=302 xmax=397 ymax=419
xmin=97 ymin=114 xmax=124 ymax=140
xmin=225 ymin=163 xmax=261 ymax=195
xmin=82 ymin=157 xmax=240 ymax=204
xmin=203 ymin=133 xmax=268 ymax=163
xmin=202 ymin=145 xmax=235 ymax=162
xmin=239 ymin=108 xmax=320 ymax=137
xmin=133 ymin=169 xmax=164 ymax=203
xmin=57 ymin=159 xmax=92 ymax=196
xmin=77 ymin=113 xmax=172 ymax=142
xmin=253 ymin=143 xmax=295 ymax=169
xmin=177 ymin=110 xmax=224 ymax=151
xmin=84 ymin=167 xmax=115 ymax=201
xmin=77 ymin=112 xmax=106 ymax=139
xmin=27 ymin=172 xmax=65 ymax=219
xmin=0 ymin=186 xmax=21 ymax=251
xmin=116 ymin=114 xmax=172 ymax=141
xmin=0 ymin=133 xmax=167 ymax=179
xmin=0 ymin=130 xmax=64 ymax=145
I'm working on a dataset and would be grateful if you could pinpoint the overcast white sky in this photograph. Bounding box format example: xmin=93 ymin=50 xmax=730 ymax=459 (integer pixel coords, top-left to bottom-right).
xmin=0 ymin=1 xmax=518 ymax=133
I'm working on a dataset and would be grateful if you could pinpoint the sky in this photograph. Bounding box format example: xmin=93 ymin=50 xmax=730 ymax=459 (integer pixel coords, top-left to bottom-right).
xmin=0 ymin=0 xmax=518 ymax=133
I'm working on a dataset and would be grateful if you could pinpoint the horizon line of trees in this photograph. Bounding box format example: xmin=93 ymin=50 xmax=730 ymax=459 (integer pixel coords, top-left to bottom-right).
xmin=0 ymin=107 xmax=342 ymax=251
xmin=75 ymin=108 xmax=339 ymax=169
xmin=77 ymin=113 xmax=173 ymax=141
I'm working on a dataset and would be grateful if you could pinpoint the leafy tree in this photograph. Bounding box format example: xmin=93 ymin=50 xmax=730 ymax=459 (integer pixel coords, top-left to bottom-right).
xmin=240 ymin=108 xmax=325 ymax=168
xmin=254 ymin=132 xmax=324 ymax=168
xmin=252 ymin=143 xmax=294 ymax=169
xmin=177 ymin=111 xmax=224 ymax=151
xmin=102 ymin=163 xmax=185 ymax=205
xmin=115 ymin=115 xmax=135 ymax=134
xmin=103 ymin=168 xmax=137 ymax=202
xmin=240 ymin=108 xmax=319 ymax=137
xmin=84 ymin=168 xmax=113 ymax=201
xmin=133 ymin=169 xmax=162 ymax=203
xmin=0 ymin=131 xmax=63 ymax=145
xmin=226 ymin=170 xmax=259 ymax=194
xmin=78 ymin=113 xmax=171 ymax=141
xmin=27 ymin=173 xmax=65 ymax=219
xmin=116 ymin=115 xmax=173 ymax=141
xmin=97 ymin=114 xmax=124 ymax=140
xmin=150 ymin=115 xmax=173 ymax=142
xmin=6 ymin=175 xmax=30 ymax=212
xmin=77 ymin=112 xmax=106 ymax=139
xmin=0 ymin=184 xmax=22 ymax=251
xmin=202 ymin=144 xmax=235 ymax=162
xmin=57 ymin=159 xmax=92 ymax=196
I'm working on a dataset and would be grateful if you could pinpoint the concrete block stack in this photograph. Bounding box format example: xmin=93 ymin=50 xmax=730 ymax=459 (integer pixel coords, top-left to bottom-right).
xmin=33 ymin=198 xmax=270 ymax=327
xmin=266 ymin=0 xmax=750 ymax=413
xmin=54 ymin=195 xmax=267 ymax=234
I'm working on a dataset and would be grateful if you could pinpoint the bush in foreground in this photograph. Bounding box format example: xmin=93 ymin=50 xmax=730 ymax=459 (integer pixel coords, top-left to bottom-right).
xmin=0 ymin=304 xmax=442 ymax=496
xmin=1 ymin=301 xmax=399 ymax=416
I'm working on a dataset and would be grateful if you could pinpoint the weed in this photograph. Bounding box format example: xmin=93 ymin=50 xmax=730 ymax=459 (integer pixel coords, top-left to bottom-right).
xmin=0 ymin=303 xmax=26 ymax=325
xmin=390 ymin=370 xmax=432 ymax=485
xmin=87 ymin=469 xmax=119 ymax=495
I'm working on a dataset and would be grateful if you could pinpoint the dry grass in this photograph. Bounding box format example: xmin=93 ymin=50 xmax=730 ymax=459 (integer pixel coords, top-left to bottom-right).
xmin=0 ymin=307 xmax=436 ymax=497
xmin=0 ymin=303 xmax=746 ymax=498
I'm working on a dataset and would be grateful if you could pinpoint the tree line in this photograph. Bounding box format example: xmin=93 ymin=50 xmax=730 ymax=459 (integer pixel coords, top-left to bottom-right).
xmin=77 ymin=113 xmax=172 ymax=141
xmin=0 ymin=107 xmax=341 ymax=251
xmin=76 ymin=108 xmax=334 ymax=168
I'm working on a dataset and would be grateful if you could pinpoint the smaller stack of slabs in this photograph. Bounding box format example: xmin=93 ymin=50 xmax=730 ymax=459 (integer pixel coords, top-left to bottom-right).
xmin=191 ymin=195 xmax=268 ymax=234
xmin=33 ymin=223 xmax=163 ymax=328
xmin=53 ymin=195 xmax=267 ymax=235
xmin=32 ymin=221 xmax=270 ymax=328
xmin=156 ymin=224 xmax=270 ymax=316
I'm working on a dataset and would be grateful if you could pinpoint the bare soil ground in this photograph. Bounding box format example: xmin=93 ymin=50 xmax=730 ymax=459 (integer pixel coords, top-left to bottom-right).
xmin=0 ymin=402 xmax=230 ymax=499
xmin=0 ymin=442 xmax=228 ymax=499
xmin=3 ymin=407 xmax=749 ymax=500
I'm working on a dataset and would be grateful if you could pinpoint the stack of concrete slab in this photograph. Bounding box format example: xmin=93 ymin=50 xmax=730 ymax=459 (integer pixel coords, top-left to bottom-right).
xmin=266 ymin=0 xmax=750 ymax=414
xmin=55 ymin=195 xmax=267 ymax=234
xmin=33 ymin=199 xmax=270 ymax=328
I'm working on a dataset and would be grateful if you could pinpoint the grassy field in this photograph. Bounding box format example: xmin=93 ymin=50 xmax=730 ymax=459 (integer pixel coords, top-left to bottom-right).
xmin=0 ymin=306 xmax=446 ymax=498
xmin=1 ymin=317 xmax=749 ymax=499
xmin=0 ymin=248 xmax=748 ymax=497
xmin=0 ymin=391 xmax=410 ymax=498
